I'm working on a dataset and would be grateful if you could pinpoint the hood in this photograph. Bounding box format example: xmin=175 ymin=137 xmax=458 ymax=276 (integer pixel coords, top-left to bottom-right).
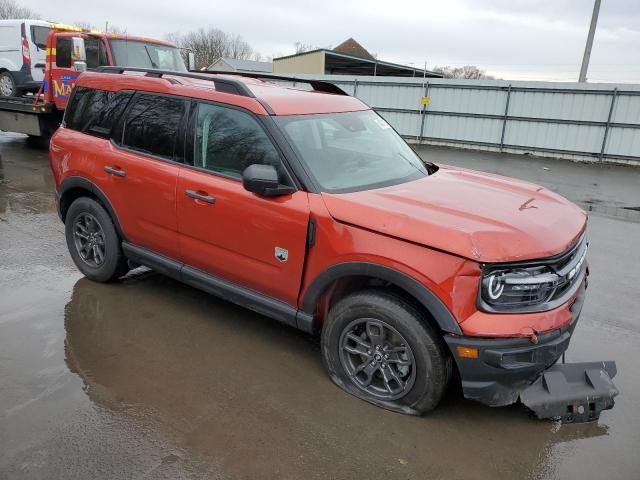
xmin=321 ymin=166 xmax=587 ymax=263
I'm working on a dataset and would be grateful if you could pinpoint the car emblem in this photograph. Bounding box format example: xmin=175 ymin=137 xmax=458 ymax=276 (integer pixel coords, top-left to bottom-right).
xmin=275 ymin=247 xmax=288 ymax=262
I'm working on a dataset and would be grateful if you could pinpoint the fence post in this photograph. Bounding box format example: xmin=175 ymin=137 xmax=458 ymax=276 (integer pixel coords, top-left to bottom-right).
xmin=353 ymin=78 xmax=358 ymax=97
xmin=600 ymin=88 xmax=617 ymax=161
xmin=499 ymin=84 xmax=512 ymax=152
xmin=418 ymin=82 xmax=430 ymax=143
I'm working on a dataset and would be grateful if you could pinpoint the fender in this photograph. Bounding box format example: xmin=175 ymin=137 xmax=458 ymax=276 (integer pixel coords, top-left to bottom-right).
xmin=58 ymin=176 xmax=127 ymax=240
xmin=301 ymin=262 xmax=463 ymax=335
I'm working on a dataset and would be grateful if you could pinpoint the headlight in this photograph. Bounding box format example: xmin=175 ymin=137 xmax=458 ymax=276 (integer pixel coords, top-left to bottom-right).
xmin=480 ymin=265 xmax=559 ymax=310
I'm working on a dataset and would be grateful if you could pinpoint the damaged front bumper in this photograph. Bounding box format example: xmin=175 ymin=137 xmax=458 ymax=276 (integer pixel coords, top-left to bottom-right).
xmin=445 ymin=286 xmax=618 ymax=422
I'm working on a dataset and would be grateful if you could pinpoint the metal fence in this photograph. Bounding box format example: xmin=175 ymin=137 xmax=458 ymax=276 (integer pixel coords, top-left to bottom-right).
xmin=289 ymin=74 xmax=640 ymax=165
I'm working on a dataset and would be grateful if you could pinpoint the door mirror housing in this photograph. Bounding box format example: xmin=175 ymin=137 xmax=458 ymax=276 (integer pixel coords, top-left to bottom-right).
xmin=71 ymin=37 xmax=86 ymax=62
xmin=242 ymin=164 xmax=294 ymax=197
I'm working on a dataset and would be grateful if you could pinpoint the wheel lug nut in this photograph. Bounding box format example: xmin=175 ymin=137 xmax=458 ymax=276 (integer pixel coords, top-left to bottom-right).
xmin=384 ymin=354 xmax=389 ymax=359
xmin=370 ymin=361 xmax=376 ymax=366
xmin=367 ymin=350 xmax=372 ymax=355
xmin=382 ymin=363 xmax=386 ymax=369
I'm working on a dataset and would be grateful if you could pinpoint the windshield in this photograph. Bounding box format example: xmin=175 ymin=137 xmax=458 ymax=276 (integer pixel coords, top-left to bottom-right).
xmin=109 ymin=39 xmax=186 ymax=71
xmin=274 ymin=110 xmax=430 ymax=193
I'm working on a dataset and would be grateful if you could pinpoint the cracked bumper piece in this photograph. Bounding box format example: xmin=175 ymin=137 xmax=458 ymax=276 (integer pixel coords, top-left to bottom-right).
xmin=445 ymin=284 xmax=618 ymax=422
xmin=520 ymin=361 xmax=618 ymax=422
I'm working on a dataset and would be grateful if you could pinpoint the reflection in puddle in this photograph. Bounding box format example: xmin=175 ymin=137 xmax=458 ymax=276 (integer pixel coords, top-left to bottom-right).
xmin=64 ymin=273 xmax=609 ymax=480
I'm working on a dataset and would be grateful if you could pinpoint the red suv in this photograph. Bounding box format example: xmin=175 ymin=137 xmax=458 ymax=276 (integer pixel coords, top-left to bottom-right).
xmin=49 ymin=67 xmax=616 ymax=421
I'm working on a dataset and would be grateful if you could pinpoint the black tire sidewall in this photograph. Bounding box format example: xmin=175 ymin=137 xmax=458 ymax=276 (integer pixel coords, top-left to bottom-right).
xmin=65 ymin=197 xmax=125 ymax=282
xmin=322 ymin=290 xmax=449 ymax=415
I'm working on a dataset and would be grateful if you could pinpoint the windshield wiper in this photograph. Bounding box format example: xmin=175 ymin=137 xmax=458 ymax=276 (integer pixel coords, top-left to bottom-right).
xmin=144 ymin=45 xmax=159 ymax=68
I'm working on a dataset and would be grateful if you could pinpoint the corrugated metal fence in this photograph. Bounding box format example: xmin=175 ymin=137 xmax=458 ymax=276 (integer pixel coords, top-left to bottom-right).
xmin=289 ymin=74 xmax=640 ymax=165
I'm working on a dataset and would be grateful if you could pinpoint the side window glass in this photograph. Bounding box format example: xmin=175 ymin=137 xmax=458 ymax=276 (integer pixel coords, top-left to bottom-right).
xmin=30 ymin=26 xmax=49 ymax=50
xmin=122 ymin=94 xmax=186 ymax=160
xmin=194 ymin=103 xmax=282 ymax=180
xmin=65 ymin=88 xmax=112 ymax=132
xmin=99 ymin=40 xmax=109 ymax=66
xmin=65 ymin=88 xmax=132 ymax=138
xmin=93 ymin=91 xmax=133 ymax=136
xmin=64 ymin=87 xmax=90 ymax=129
xmin=56 ymin=38 xmax=72 ymax=68
xmin=85 ymin=38 xmax=99 ymax=69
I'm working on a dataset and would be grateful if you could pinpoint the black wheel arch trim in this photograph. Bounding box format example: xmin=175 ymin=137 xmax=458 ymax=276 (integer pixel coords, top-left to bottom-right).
xmin=57 ymin=176 xmax=127 ymax=241
xmin=301 ymin=262 xmax=463 ymax=335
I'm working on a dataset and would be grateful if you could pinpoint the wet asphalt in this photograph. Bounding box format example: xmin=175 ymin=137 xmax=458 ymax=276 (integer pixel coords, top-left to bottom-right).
xmin=1 ymin=135 xmax=639 ymax=479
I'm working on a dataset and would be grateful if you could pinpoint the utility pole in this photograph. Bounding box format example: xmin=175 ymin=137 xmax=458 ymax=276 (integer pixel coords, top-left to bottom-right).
xmin=579 ymin=0 xmax=601 ymax=82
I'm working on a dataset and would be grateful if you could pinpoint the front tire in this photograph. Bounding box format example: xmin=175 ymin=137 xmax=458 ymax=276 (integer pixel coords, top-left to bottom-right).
xmin=321 ymin=290 xmax=452 ymax=415
xmin=65 ymin=197 xmax=128 ymax=282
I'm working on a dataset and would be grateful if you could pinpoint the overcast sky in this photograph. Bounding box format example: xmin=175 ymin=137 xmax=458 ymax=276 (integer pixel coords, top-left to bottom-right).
xmin=25 ymin=0 xmax=640 ymax=83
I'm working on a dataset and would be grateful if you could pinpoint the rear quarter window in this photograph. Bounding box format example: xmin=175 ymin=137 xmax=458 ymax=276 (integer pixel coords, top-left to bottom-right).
xmin=65 ymin=87 xmax=132 ymax=137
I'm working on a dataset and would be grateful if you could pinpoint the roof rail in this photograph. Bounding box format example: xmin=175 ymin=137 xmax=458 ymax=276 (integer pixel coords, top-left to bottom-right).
xmin=198 ymin=70 xmax=349 ymax=96
xmin=95 ymin=66 xmax=256 ymax=98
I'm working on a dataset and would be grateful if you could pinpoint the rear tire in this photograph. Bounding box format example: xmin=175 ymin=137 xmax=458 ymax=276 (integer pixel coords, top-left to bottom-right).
xmin=65 ymin=197 xmax=128 ymax=282
xmin=321 ymin=289 xmax=452 ymax=415
xmin=0 ymin=71 xmax=18 ymax=97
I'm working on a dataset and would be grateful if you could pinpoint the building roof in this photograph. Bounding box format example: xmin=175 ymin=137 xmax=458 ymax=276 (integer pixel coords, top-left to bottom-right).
xmin=333 ymin=37 xmax=375 ymax=60
xmin=208 ymin=57 xmax=272 ymax=73
xmin=273 ymin=49 xmax=442 ymax=78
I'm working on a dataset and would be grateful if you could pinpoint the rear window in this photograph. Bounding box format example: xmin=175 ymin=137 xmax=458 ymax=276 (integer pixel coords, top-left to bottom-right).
xmin=121 ymin=94 xmax=187 ymax=160
xmin=30 ymin=25 xmax=49 ymax=50
xmin=65 ymin=87 xmax=132 ymax=136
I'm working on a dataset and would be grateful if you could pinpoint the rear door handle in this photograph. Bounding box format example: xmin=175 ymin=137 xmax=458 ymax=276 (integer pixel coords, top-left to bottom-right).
xmin=185 ymin=189 xmax=216 ymax=204
xmin=104 ymin=166 xmax=126 ymax=177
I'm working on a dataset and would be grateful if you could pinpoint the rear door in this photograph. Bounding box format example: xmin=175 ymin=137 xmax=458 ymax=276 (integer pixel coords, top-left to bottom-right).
xmin=177 ymin=101 xmax=310 ymax=305
xmin=72 ymin=90 xmax=188 ymax=259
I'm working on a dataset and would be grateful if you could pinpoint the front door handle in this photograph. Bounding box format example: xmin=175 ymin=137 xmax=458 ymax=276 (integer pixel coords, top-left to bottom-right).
xmin=185 ymin=189 xmax=216 ymax=204
xmin=104 ymin=165 xmax=126 ymax=177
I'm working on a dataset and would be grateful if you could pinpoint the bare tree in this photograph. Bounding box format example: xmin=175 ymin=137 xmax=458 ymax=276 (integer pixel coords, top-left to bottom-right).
xmin=168 ymin=28 xmax=254 ymax=70
xmin=73 ymin=21 xmax=127 ymax=34
xmin=0 ymin=0 xmax=38 ymax=19
xmin=432 ymin=65 xmax=494 ymax=80
xmin=294 ymin=42 xmax=314 ymax=54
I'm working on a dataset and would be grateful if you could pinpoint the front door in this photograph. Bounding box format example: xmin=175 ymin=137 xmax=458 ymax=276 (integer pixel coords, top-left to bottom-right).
xmin=177 ymin=102 xmax=310 ymax=305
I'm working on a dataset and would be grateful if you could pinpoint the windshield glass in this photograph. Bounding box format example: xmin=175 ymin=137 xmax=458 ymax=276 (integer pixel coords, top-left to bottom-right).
xmin=109 ymin=39 xmax=186 ymax=71
xmin=274 ymin=110 xmax=429 ymax=193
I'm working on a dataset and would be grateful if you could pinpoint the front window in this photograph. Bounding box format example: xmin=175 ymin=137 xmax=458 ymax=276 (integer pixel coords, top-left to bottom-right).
xmin=274 ymin=110 xmax=430 ymax=193
xmin=193 ymin=102 xmax=283 ymax=180
xmin=30 ymin=25 xmax=50 ymax=50
xmin=109 ymin=39 xmax=186 ymax=71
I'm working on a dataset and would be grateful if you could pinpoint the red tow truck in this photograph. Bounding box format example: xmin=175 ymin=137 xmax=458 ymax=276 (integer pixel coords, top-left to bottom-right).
xmin=0 ymin=24 xmax=189 ymax=138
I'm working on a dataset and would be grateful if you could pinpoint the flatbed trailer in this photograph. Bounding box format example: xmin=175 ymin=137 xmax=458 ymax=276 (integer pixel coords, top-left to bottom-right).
xmin=0 ymin=96 xmax=59 ymax=137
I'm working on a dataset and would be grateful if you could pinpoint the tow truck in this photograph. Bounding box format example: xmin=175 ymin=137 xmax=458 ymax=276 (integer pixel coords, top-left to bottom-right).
xmin=0 ymin=24 xmax=191 ymax=138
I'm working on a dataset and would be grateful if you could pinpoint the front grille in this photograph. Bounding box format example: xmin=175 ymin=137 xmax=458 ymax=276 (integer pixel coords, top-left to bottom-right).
xmin=545 ymin=236 xmax=588 ymax=303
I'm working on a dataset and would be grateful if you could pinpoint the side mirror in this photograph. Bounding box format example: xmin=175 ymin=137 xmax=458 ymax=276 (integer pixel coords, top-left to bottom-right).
xmin=242 ymin=164 xmax=294 ymax=197
xmin=71 ymin=37 xmax=86 ymax=62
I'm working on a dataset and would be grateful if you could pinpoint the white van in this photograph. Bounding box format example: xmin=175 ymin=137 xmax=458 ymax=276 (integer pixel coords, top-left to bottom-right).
xmin=0 ymin=19 xmax=51 ymax=97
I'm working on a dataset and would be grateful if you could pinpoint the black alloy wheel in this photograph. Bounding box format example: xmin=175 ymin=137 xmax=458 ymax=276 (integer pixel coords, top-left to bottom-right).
xmin=339 ymin=318 xmax=416 ymax=400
